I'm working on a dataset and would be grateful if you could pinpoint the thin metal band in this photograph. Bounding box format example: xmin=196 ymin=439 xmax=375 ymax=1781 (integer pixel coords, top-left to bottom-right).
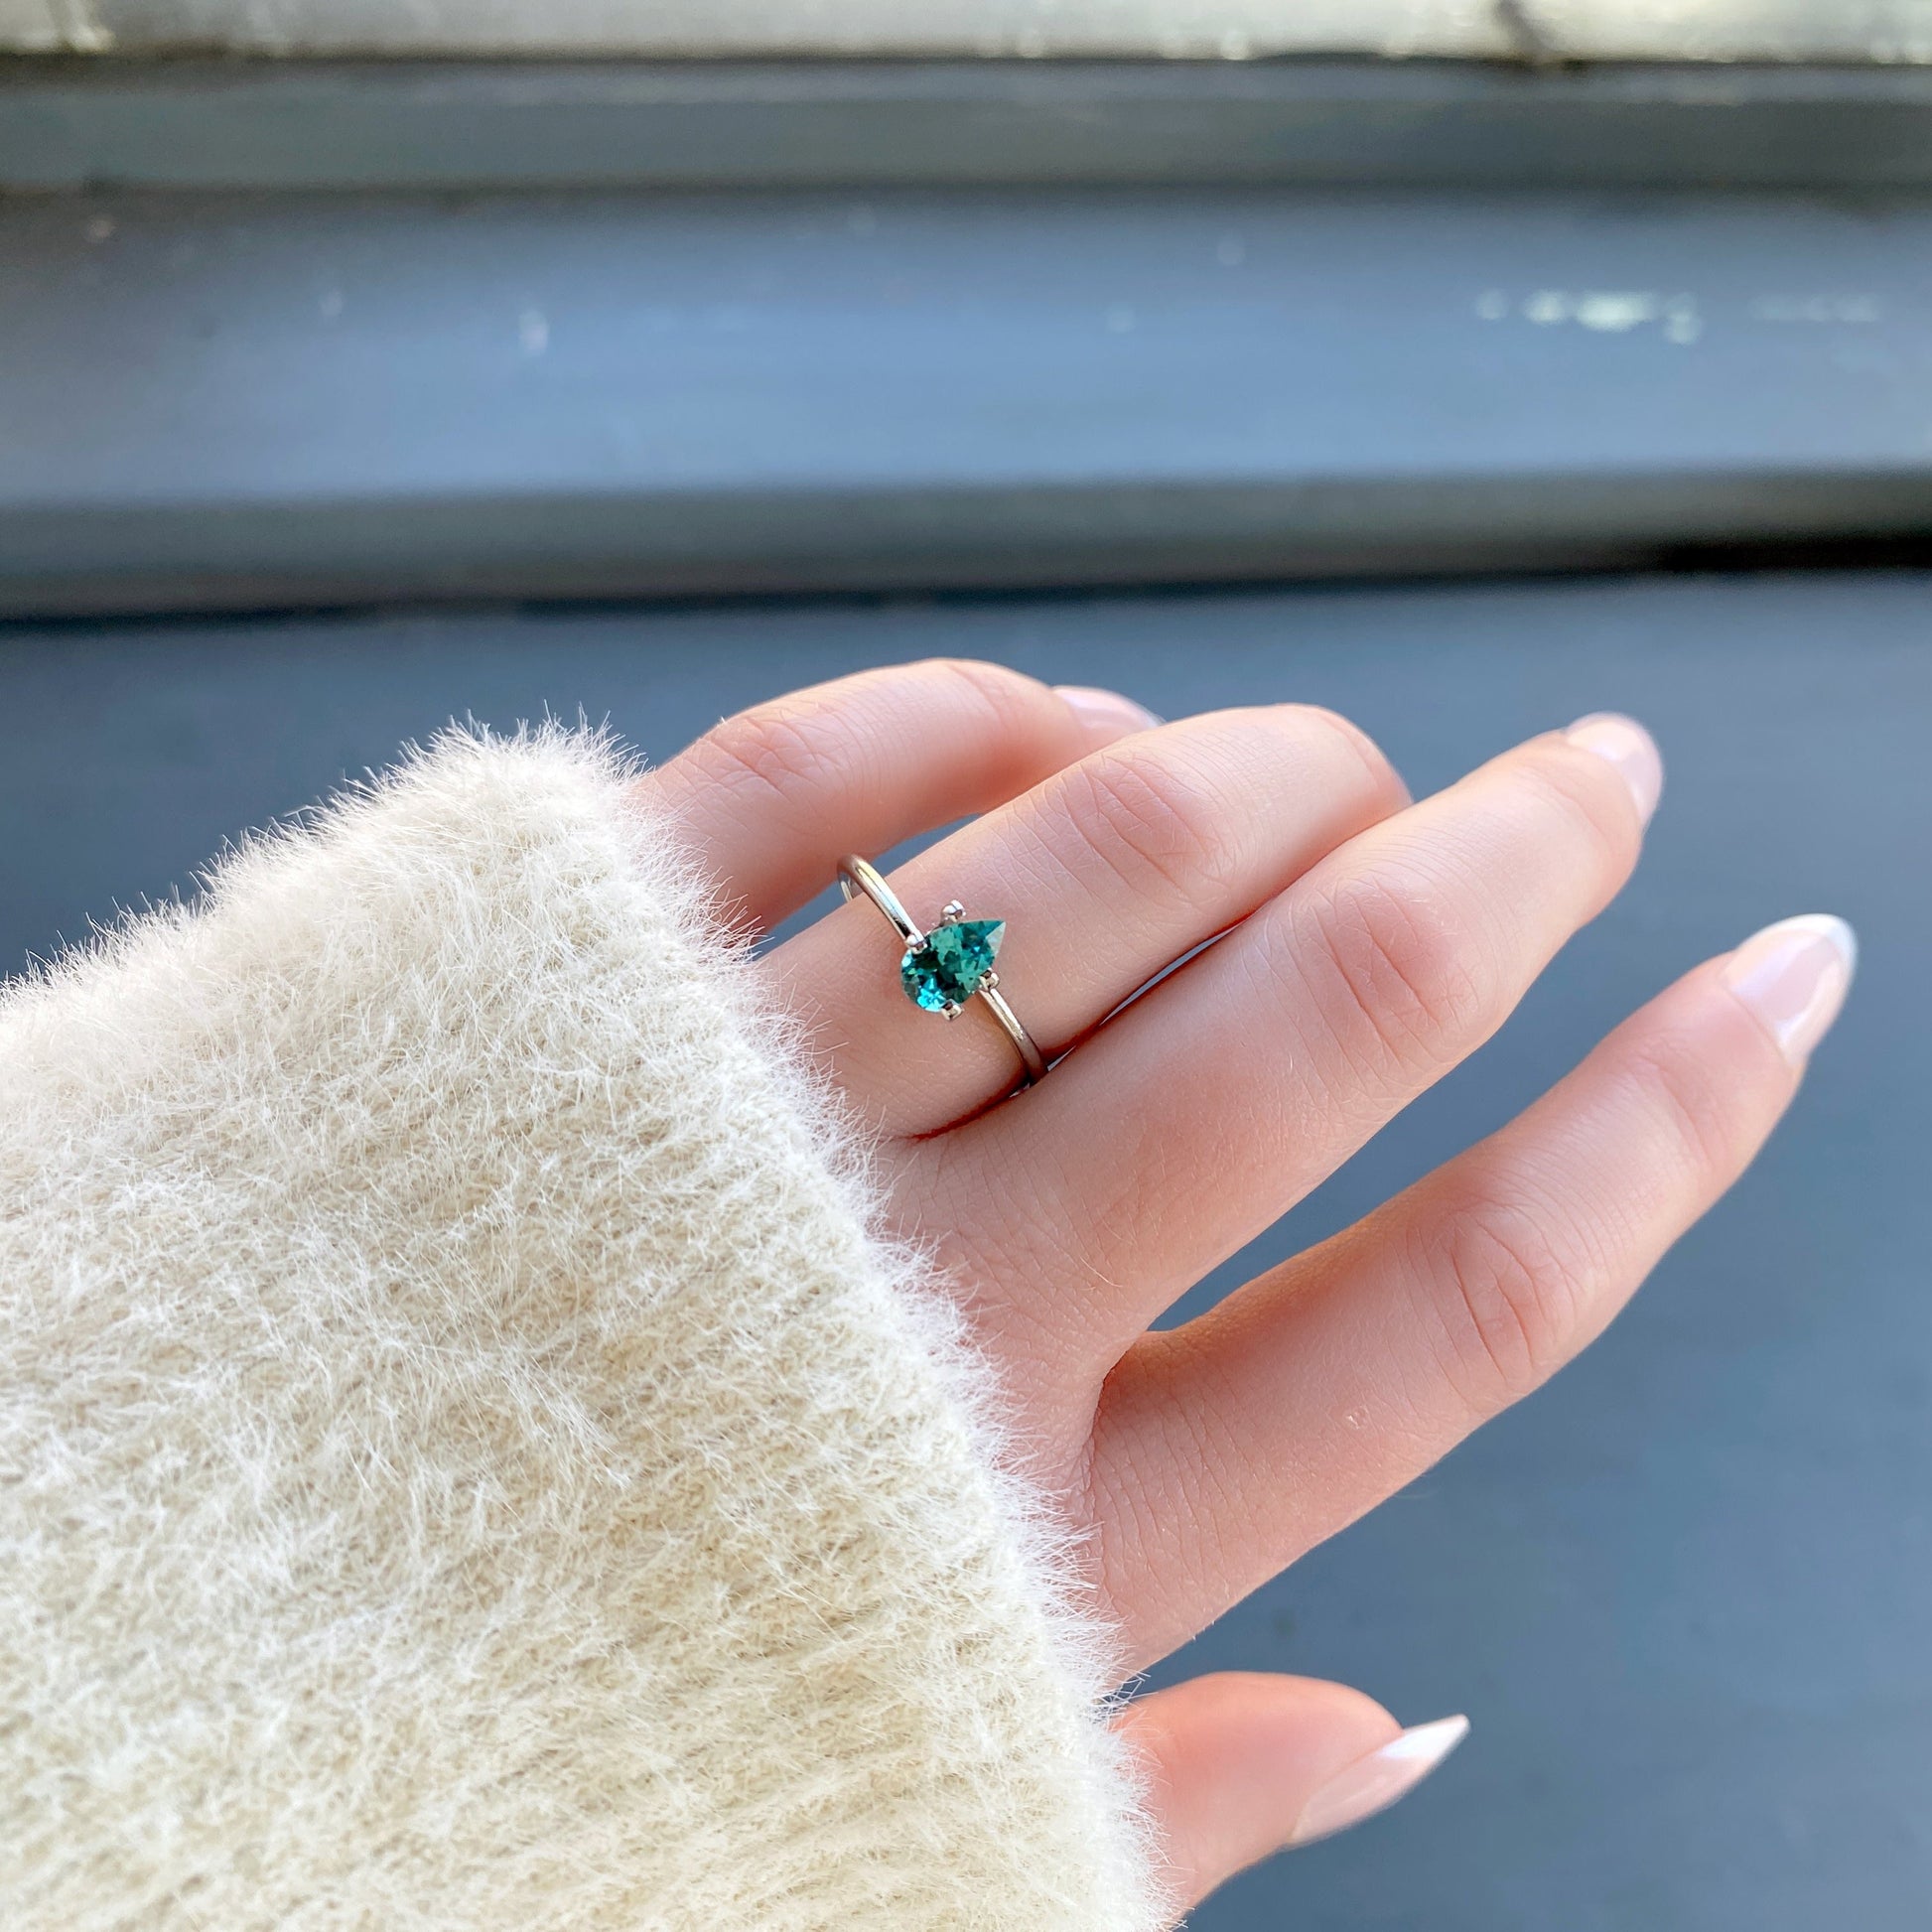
xmin=837 ymin=854 xmax=1048 ymax=1087
xmin=837 ymin=853 xmax=920 ymax=944
xmin=975 ymin=982 xmax=1047 ymax=1086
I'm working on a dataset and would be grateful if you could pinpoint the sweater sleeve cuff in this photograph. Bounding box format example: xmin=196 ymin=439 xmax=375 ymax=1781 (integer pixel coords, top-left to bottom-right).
xmin=1 ymin=729 xmax=1164 ymax=1932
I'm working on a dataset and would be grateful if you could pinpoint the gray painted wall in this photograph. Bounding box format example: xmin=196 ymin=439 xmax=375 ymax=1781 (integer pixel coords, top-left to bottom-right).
xmin=8 ymin=183 xmax=1932 ymax=615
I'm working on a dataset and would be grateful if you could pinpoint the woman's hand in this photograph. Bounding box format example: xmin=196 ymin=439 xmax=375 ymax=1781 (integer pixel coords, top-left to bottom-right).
xmin=641 ymin=659 xmax=1854 ymax=1915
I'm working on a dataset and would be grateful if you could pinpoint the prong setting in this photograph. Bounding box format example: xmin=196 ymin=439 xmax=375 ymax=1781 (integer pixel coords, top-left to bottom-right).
xmin=837 ymin=853 xmax=1046 ymax=1087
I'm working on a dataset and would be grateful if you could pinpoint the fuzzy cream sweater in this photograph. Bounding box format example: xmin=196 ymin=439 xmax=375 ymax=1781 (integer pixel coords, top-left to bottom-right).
xmin=0 ymin=733 xmax=1160 ymax=1932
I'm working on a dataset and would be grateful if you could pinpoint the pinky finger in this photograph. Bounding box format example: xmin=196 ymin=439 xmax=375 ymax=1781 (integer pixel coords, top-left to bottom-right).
xmin=639 ymin=658 xmax=1159 ymax=933
xmin=1117 ymin=1674 xmax=1467 ymax=1919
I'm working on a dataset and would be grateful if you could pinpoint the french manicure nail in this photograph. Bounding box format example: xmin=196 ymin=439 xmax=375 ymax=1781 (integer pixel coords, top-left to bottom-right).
xmin=1288 ymin=1715 xmax=1470 ymax=1848
xmin=1564 ymin=712 xmax=1664 ymax=826
xmin=1054 ymin=684 xmax=1165 ymax=736
xmin=1722 ymin=912 xmax=1858 ymax=1065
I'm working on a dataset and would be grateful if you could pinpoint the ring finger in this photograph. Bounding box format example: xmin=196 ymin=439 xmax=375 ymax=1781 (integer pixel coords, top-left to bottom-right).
xmin=768 ymin=705 xmax=1408 ymax=1137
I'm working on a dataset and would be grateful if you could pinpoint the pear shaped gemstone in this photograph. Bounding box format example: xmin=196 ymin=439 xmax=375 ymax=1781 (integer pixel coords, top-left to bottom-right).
xmin=900 ymin=918 xmax=1005 ymax=1013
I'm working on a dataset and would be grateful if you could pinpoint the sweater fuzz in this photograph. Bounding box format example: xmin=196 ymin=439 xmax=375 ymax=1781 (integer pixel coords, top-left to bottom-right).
xmin=0 ymin=731 xmax=1161 ymax=1932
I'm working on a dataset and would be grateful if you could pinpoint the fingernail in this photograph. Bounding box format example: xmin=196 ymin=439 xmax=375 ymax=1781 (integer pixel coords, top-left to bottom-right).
xmin=1288 ymin=1715 xmax=1470 ymax=1848
xmin=1722 ymin=912 xmax=1858 ymax=1065
xmin=1564 ymin=712 xmax=1664 ymax=826
xmin=1054 ymin=684 xmax=1165 ymax=737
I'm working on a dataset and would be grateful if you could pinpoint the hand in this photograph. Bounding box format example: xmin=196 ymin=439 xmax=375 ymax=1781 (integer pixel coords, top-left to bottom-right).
xmin=641 ymin=659 xmax=1854 ymax=1915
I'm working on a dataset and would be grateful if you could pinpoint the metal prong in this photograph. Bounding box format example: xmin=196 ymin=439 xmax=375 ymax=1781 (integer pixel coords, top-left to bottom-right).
xmin=940 ymin=900 xmax=966 ymax=922
xmin=980 ymin=970 xmax=999 ymax=990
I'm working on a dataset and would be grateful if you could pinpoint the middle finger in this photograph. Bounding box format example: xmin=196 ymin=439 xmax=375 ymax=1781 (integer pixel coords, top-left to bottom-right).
xmin=920 ymin=717 xmax=1661 ymax=1385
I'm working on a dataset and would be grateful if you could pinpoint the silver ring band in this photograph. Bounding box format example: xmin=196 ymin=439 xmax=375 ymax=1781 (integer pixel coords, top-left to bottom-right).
xmin=837 ymin=854 xmax=1047 ymax=1088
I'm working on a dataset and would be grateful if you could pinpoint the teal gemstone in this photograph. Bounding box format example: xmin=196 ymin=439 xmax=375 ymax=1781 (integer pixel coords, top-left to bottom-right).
xmin=899 ymin=918 xmax=1006 ymax=1013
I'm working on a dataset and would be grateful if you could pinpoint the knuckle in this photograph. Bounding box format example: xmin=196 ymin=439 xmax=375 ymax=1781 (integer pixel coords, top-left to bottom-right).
xmin=928 ymin=653 xmax=1040 ymax=708
xmin=1057 ymin=750 xmax=1243 ymax=907
xmin=1518 ymin=742 xmax=1641 ymax=873
xmin=1294 ymin=704 xmax=1407 ymax=806
xmin=1626 ymin=1030 xmax=1761 ymax=1188
xmin=1302 ymin=870 xmax=1488 ymax=1082
xmin=693 ymin=704 xmax=851 ymax=818
xmin=920 ymin=656 xmax=1052 ymax=741
xmin=1421 ymin=1190 xmax=1583 ymax=1407
xmin=693 ymin=658 xmax=1051 ymax=814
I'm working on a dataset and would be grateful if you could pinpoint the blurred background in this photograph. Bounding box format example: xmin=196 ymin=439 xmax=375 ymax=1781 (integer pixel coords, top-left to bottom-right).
xmin=3 ymin=6 xmax=1929 ymax=1927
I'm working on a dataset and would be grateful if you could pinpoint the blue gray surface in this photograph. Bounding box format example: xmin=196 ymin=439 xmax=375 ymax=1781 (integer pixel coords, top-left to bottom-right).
xmin=8 ymin=185 xmax=1932 ymax=613
xmin=12 ymin=59 xmax=1932 ymax=195
xmin=0 ymin=571 xmax=1924 ymax=1928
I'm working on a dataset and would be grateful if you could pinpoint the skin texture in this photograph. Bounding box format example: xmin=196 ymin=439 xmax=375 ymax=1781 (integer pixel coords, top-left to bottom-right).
xmin=634 ymin=657 xmax=1845 ymax=1918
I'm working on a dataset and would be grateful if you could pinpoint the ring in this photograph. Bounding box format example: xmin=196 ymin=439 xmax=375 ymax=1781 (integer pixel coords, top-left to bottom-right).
xmin=837 ymin=855 xmax=1048 ymax=1087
